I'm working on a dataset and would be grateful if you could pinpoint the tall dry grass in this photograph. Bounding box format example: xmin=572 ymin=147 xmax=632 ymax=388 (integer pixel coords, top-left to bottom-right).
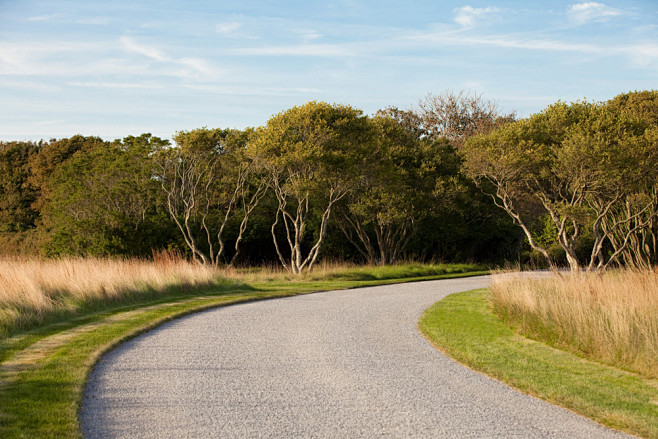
xmin=491 ymin=270 xmax=658 ymax=378
xmin=0 ymin=254 xmax=224 ymax=336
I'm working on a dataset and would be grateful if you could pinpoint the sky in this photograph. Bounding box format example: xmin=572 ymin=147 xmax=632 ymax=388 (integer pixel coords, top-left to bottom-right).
xmin=0 ymin=0 xmax=657 ymax=142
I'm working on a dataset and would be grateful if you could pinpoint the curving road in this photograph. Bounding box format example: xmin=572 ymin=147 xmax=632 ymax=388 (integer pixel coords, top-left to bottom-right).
xmin=81 ymin=276 xmax=632 ymax=438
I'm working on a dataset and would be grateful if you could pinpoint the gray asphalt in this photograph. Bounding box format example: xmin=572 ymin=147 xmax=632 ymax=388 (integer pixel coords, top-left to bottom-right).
xmin=81 ymin=276 xmax=633 ymax=438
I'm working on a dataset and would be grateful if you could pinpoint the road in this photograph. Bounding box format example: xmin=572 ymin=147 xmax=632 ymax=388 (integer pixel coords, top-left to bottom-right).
xmin=81 ymin=276 xmax=632 ymax=438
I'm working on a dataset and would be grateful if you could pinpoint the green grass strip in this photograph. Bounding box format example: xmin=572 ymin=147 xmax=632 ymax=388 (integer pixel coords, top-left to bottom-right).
xmin=0 ymin=269 xmax=486 ymax=439
xmin=418 ymin=289 xmax=658 ymax=439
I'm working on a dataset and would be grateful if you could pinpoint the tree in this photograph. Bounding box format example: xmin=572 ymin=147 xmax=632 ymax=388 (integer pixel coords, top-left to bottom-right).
xmin=418 ymin=90 xmax=515 ymax=149
xmin=338 ymin=109 xmax=462 ymax=265
xmin=462 ymin=95 xmax=658 ymax=271
xmin=0 ymin=141 xmax=39 ymax=232
xmin=597 ymin=91 xmax=658 ymax=269
xmin=157 ymin=128 xmax=267 ymax=266
xmin=250 ymin=101 xmax=370 ymax=273
xmin=43 ymin=134 xmax=171 ymax=256
xmin=28 ymin=135 xmax=107 ymax=214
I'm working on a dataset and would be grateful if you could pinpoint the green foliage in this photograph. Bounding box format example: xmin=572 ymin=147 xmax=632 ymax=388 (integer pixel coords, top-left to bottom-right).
xmin=3 ymin=93 xmax=654 ymax=267
xmin=462 ymin=91 xmax=658 ymax=270
xmin=27 ymin=135 xmax=107 ymax=213
xmin=251 ymin=101 xmax=369 ymax=193
xmin=0 ymin=141 xmax=39 ymax=232
xmin=42 ymin=134 xmax=174 ymax=257
xmin=158 ymin=127 xmax=265 ymax=265
xmin=340 ymin=109 xmax=468 ymax=264
xmin=250 ymin=101 xmax=372 ymax=272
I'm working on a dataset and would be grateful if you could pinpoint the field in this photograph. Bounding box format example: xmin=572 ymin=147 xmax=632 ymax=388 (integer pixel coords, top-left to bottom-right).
xmin=0 ymin=255 xmax=484 ymax=338
xmin=490 ymin=270 xmax=658 ymax=378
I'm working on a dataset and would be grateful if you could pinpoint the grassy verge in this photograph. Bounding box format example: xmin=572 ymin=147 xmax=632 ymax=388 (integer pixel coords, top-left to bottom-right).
xmin=491 ymin=271 xmax=658 ymax=379
xmin=0 ymin=263 xmax=486 ymax=438
xmin=419 ymin=289 xmax=658 ymax=439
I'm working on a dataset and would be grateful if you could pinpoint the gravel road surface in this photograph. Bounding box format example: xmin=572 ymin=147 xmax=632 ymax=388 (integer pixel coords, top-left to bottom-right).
xmin=81 ymin=276 xmax=633 ymax=438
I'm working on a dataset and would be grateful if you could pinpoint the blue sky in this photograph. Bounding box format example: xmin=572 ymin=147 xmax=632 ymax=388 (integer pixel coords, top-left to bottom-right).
xmin=1 ymin=0 xmax=657 ymax=141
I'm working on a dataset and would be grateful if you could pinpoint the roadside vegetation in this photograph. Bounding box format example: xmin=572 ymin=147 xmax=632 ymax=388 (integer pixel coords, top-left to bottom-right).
xmin=419 ymin=287 xmax=658 ymax=439
xmin=491 ymin=270 xmax=658 ymax=379
xmin=0 ymin=255 xmax=485 ymax=338
xmin=0 ymin=253 xmax=224 ymax=337
xmin=0 ymin=261 xmax=485 ymax=438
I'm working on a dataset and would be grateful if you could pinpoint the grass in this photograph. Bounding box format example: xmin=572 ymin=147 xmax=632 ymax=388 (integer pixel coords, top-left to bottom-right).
xmin=419 ymin=288 xmax=658 ymax=439
xmin=0 ymin=257 xmax=486 ymax=438
xmin=0 ymin=255 xmax=227 ymax=337
xmin=0 ymin=255 xmax=485 ymax=338
xmin=490 ymin=270 xmax=658 ymax=379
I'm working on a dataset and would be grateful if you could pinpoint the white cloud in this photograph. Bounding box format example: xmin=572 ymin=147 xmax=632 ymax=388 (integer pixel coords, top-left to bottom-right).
xmin=176 ymin=57 xmax=224 ymax=81
xmin=216 ymin=21 xmax=242 ymax=35
xmin=120 ymin=37 xmax=169 ymax=62
xmin=454 ymin=6 xmax=499 ymax=28
xmin=0 ymin=41 xmax=100 ymax=75
xmin=624 ymin=43 xmax=658 ymax=67
xmin=230 ymin=43 xmax=354 ymax=57
xmin=299 ymin=29 xmax=322 ymax=41
xmin=567 ymin=2 xmax=621 ymax=24
xmin=68 ymin=81 xmax=163 ymax=89
xmin=183 ymin=84 xmax=323 ymax=97
xmin=119 ymin=37 xmax=223 ymax=80
xmin=75 ymin=17 xmax=111 ymax=25
xmin=27 ymin=13 xmax=62 ymax=22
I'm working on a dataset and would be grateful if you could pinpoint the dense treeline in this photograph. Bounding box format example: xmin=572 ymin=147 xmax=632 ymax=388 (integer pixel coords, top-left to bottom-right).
xmin=1 ymin=90 xmax=656 ymax=271
xmin=463 ymin=90 xmax=658 ymax=271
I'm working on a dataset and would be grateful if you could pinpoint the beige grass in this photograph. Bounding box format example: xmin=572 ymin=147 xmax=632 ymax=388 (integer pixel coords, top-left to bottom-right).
xmin=491 ymin=270 xmax=658 ymax=378
xmin=0 ymin=254 xmax=222 ymax=335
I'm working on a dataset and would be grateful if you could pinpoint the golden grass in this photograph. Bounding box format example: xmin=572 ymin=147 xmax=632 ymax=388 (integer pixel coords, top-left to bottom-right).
xmin=0 ymin=254 xmax=222 ymax=335
xmin=0 ymin=254 xmax=482 ymax=338
xmin=491 ymin=270 xmax=658 ymax=378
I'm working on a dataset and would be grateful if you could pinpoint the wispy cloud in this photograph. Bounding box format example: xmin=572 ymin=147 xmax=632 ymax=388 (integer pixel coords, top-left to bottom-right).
xmin=75 ymin=17 xmax=111 ymax=25
xmin=217 ymin=21 xmax=242 ymax=35
xmin=230 ymin=43 xmax=354 ymax=57
xmin=120 ymin=36 xmax=169 ymax=61
xmin=119 ymin=37 xmax=224 ymax=80
xmin=454 ymin=6 xmax=499 ymax=28
xmin=68 ymin=81 xmax=163 ymax=89
xmin=215 ymin=20 xmax=259 ymax=39
xmin=28 ymin=13 xmax=62 ymax=22
xmin=0 ymin=41 xmax=100 ymax=75
xmin=183 ymin=83 xmax=323 ymax=97
xmin=567 ymin=2 xmax=621 ymax=25
xmin=459 ymin=36 xmax=604 ymax=53
xmin=27 ymin=13 xmax=109 ymax=25
xmin=624 ymin=43 xmax=658 ymax=67
xmin=405 ymin=29 xmax=658 ymax=67
xmin=298 ymin=29 xmax=322 ymax=41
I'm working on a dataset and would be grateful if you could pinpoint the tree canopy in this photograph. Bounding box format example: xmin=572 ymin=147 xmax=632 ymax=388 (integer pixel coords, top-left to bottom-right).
xmin=2 ymin=91 xmax=655 ymax=271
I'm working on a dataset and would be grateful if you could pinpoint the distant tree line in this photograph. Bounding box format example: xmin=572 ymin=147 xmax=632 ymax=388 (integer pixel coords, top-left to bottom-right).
xmin=1 ymin=91 xmax=655 ymax=271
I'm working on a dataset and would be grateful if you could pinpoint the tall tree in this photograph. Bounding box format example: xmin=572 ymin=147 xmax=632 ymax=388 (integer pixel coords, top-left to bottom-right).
xmin=338 ymin=109 xmax=462 ymax=265
xmin=250 ymin=101 xmax=370 ymax=273
xmin=157 ymin=128 xmax=267 ymax=266
xmin=598 ymin=91 xmax=658 ymax=269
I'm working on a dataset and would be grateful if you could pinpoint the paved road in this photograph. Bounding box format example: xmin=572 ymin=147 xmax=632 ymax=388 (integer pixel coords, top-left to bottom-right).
xmin=81 ymin=276 xmax=632 ymax=438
